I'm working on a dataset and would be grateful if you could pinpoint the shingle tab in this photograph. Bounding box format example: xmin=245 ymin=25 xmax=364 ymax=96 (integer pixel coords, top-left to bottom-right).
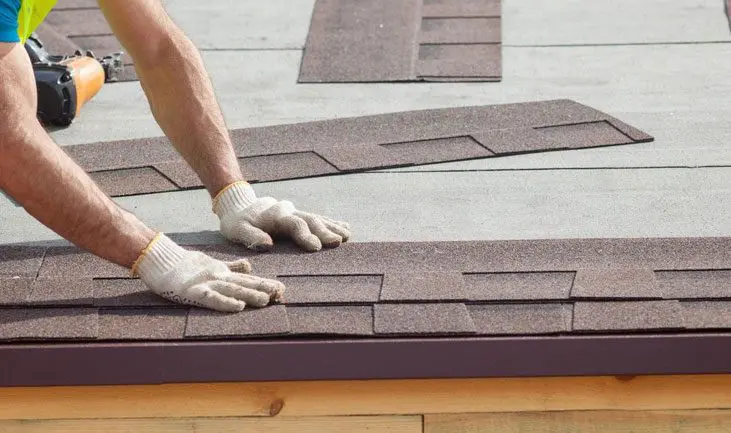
xmin=39 ymin=247 xmax=127 ymax=278
xmin=422 ymin=0 xmax=501 ymax=17
xmin=417 ymin=44 xmax=501 ymax=79
xmin=288 ymin=305 xmax=374 ymax=335
xmin=535 ymin=121 xmax=634 ymax=148
xmin=374 ymin=303 xmax=476 ymax=335
xmin=277 ymin=275 xmax=382 ymax=304
xmin=420 ymin=18 xmax=501 ymax=44
xmin=573 ymin=301 xmax=684 ymax=332
xmin=656 ymin=270 xmax=731 ymax=299
xmin=469 ymin=304 xmax=573 ymax=335
xmin=93 ymin=279 xmax=174 ymax=307
xmin=0 ymin=278 xmax=33 ymax=305
xmin=681 ymin=301 xmax=731 ymax=329
xmin=571 ymin=269 xmax=661 ymax=299
xmin=98 ymin=308 xmax=187 ymax=340
xmin=185 ymin=305 xmax=290 ymax=338
xmin=298 ymin=0 xmax=421 ymax=82
xmin=0 ymin=308 xmax=98 ymax=341
xmin=27 ymin=278 xmax=94 ymax=306
xmin=464 ymin=272 xmax=575 ymax=301
xmin=88 ymin=168 xmax=178 ymax=197
xmin=0 ymin=246 xmax=46 ymax=277
xmin=380 ymin=272 xmax=467 ymax=301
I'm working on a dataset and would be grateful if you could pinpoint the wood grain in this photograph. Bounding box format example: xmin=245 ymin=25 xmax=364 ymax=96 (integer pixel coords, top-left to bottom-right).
xmin=0 ymin=416 xmax=421 ymax=433
xmin=424 ymin=410 xmax=731 ymax=433
xmin=1 ymin=375 xmax=730 ymax=420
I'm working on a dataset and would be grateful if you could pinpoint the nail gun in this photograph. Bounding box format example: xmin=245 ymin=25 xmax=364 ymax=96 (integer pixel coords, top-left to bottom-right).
xmin=23 ymin=33 xmax=124 ymax=126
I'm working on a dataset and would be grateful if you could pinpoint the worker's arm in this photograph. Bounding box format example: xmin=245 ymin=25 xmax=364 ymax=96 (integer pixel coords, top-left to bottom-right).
xmin=0 ymin=42 xmax=282 ymax=311
xmin=99 ymin=0 xmax=351 ymax=252
xmin=0 ymin=42 xmax=155 ymax=267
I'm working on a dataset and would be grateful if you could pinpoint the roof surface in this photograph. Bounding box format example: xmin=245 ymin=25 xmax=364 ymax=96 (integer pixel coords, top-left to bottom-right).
xmin=1 ymin=237 xmax=729 ymax=386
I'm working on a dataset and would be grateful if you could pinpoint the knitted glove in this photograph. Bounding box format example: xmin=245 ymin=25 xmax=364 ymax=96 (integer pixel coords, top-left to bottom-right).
xmin=213 ymin=181 xmax=351 ymax=252
xmin=133 ymin=233 xmax=284 ymax=312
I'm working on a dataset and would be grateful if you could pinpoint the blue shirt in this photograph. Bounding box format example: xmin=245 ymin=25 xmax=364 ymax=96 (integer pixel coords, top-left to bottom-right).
xmin=0 ymin=0 xmax=20 ymax=43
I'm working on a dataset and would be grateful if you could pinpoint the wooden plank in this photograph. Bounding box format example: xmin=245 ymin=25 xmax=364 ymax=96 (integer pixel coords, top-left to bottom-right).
xmin=0 ymin=416 xmax=421 ymax=433
xmin=1 ymin=375 xmax=731 ymax=420
xmin=424 ymin=410 xmax=731 ymax=433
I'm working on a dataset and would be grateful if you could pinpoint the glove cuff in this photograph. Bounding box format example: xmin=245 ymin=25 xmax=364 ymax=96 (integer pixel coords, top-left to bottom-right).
xmin=212 ymin=181 xmax=257 ymax=217
xmin=132 ymin=233 xmax=187 ymax=281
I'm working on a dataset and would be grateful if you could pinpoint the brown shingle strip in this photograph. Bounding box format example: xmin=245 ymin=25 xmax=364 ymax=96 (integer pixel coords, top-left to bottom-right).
xmin=34 ymin=12 xmax=137 ymax=81
xmin=469 ymin=304 xmax=573 ymax=335
xmin=277 ymin=275 xmax=382 ymax=304
xmin=374 ymin=303 xmax=476 ymax=335
xmin=88 ymin=168 xmax=179 ymax=197
xmin=380 ymin=272 xmax=467 ymax=301
xmin=38 ymin=247 xmax=127 ymax=279
xmin=464 ymin=272 xmax=575 ymax=301
xmin=656 ymin=270 xmax=731 ymax=299
xmin=45 ymin=9 xmax=112 ymax=37
xmin=536 ymin=121 xmax=635 ymax=148
xmin=377 ymin=136 xmax=494 ymax=166
xmin=93 ymin=279 xmax=175 ymax=307
xmin=27 ymin=278 xmax=94 ymax=306
xmin=64 ymin=100 xmax=653 ymax=198
xmin=681 ymin=301 xmax=731 ymax=329
xmin=0 ymin=308 xmax=97 ymax=341
xmin=185 ymin=305 xmax=290 ymax=338
xmin=420 ymin=17 xmax=501 ymax=44
xmin=65 ymin=136 xmax=177 ymax=172
xmin=0 ymin=278 xmax=33 ymax=305
xmin=471 ymin=121 xmax=635 ymax=154
xmin=0 ymin=246 xmax=45 ymax=277
xmin=573 ymin=301 xmax=685 ymax=332
xmin=299 ymin=0 xmax=421 ymax=83
xmin=288 ymin=305 xmax=374 ymax=335
xmin=571 ymin=269 xmax=662 ymax=299
xmin=247 ymin=238 xmax=730 ymax=278
xmin=155 ymin=152 xmax=339 ymax=188
xmin=417 ymin=44 xmax=501 ymax=80
xmin=54 ymin=0 xmax=98 ymax=9
xmin=422 ymin=0 xmax=501 ymax=17
xmin=98 ymin=308 xmax=187 ymax=340
xmin=301 ymin=0 xmax=501 ymax=82
xmin=33 ymin=23 xmax=81 ymax=55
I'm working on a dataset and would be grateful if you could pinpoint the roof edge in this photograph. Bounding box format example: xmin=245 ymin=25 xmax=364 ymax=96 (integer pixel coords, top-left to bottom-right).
xmin=0 ymin=334 xmax=729 ymax=386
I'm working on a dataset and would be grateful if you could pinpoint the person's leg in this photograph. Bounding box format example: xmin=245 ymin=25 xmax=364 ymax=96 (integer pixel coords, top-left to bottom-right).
xmin=0 ymin=41 xmax=156 ymax=267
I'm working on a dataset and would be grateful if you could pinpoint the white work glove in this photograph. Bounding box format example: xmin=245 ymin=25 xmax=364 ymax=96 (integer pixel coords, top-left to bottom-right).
xmin=133 ymin=233 xmax=285 ymax=312
xmin=213 ymin=181 xmax=351 ymax=252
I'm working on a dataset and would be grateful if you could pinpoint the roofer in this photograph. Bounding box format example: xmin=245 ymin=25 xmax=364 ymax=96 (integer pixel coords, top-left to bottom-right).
xmin=0 ymin=1 xmax=351 ymax=310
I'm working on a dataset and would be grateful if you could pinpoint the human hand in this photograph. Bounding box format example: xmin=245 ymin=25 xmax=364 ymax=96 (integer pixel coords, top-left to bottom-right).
xmin=213 ymin=181 xmax=351 ymax=252
xmin=133 ymin=233 xmax=285 ymax=312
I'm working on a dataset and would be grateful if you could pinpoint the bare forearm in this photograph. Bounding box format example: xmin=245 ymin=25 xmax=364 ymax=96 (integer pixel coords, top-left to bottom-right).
xmin=0 ymin=43 xmax=154 ymax=267
xmin=135 ymin=28 xmax=242 ymax=196
xmin=97 ymin=0 xmax=242 ymax=196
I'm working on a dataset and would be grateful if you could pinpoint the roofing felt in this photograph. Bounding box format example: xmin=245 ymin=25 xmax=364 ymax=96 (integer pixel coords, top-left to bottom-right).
xmin=299 ymin=0 xmax=502 ymax=82
xmin=61 ymin=99 xmax=653 ymax=198
xmin=0 ymin=237 xmax=729 ymax=385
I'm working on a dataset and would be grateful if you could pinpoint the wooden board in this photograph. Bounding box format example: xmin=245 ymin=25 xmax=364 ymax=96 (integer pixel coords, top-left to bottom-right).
xmin=424 ymin=410 xmax=731 ymax=433
xmin=0 ymin=416 xmax=421 ymax=433
xmin=1 ymin=375 xmax=731 ymax=420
